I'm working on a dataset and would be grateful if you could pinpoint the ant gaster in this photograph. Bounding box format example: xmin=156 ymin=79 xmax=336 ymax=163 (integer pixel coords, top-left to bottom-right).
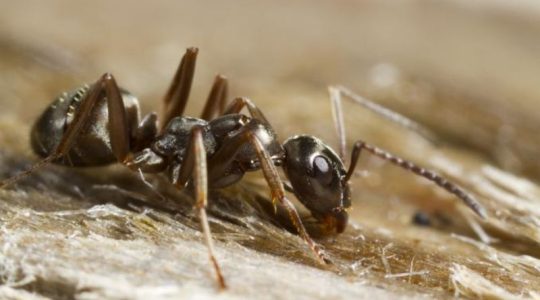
xmin=1 ymin=48 xmax=486 ymax=290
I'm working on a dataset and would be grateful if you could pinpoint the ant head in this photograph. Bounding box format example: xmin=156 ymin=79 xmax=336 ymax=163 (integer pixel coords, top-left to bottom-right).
xmin=282 ymin=135 xmax=351 ymax=234
xmin=31 ymin=84 xmax=139 ymax=166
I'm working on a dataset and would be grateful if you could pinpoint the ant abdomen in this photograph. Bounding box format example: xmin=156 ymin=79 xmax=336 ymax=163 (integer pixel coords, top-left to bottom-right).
xmin=31 ymin=85 xmax=140 ymax=166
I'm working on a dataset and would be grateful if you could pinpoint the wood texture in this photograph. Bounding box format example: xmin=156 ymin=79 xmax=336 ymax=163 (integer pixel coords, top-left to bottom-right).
xmin=1 ymin=1 xmax=540 ymax=299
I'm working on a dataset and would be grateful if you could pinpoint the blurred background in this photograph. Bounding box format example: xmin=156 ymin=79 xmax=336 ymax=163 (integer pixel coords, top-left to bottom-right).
xmin=2 ymin=0 xmax=540 ymax=178
xmin=1 ymin=1 xmax=540 ymax=299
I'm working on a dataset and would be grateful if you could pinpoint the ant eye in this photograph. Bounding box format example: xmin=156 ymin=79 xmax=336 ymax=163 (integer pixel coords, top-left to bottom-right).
xmin=312 ymin=155 xmax=333 ymax=185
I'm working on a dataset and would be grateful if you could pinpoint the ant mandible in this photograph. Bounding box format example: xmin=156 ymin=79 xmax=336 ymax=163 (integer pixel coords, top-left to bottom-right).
xmin=0 ymin=47 xmax=486 ymax=290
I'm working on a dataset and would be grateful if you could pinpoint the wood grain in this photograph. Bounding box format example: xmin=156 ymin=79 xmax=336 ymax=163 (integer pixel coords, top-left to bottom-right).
xmin=1 ymin=1 xmax=540 ymax=299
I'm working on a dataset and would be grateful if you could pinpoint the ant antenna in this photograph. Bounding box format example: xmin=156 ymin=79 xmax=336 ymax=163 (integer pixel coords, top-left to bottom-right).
xmin=0 ymin=153 xmax=61 ymax=188
xmin=329 ymin=86 xmax=439 ymax=161
xmin=345 ymin=140 xmax=487 ymax=219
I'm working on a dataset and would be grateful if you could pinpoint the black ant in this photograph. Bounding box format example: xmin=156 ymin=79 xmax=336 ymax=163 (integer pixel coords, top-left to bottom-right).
xmin=0 ymin=47 xmax=486 ymax=290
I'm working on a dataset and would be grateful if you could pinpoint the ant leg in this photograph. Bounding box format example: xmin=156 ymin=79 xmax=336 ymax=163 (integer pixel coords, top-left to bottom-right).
xmin=247 ymin=132 xmax=330 ymax=264
xmin=222 ymin=97 xmax=270 ymax=124
xmin=200 ymin=75 xmax=228 ymax=120
xmin=103 ymin=74 xmax=131 ymax=162
xmin=217 ymin=81 xmax=229 ymax=116
xmin=344 ymin=140 xmax=487 ymax=218
xmin=328 ymin=86 xmax=438 ymax=162
xmin=192 ymin=132 xmax=227 ymax=290
xmin=206 ymin=127 xmax=329 ymax=264
xmin=132 ymin=113 xmax=158 ymax=151
xmin=0 ymin=73 xmax=132 ymax=188
xmin=171 ymin=127 xmax=227 ymax=290
xmin=57 ymin=73 xmax=131 ymax=162
xmin=161 ymin=47 xmax=198 ymax=131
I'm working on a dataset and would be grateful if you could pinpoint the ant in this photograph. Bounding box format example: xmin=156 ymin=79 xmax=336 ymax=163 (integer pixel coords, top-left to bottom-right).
xmin=0 ymin=47 xmax=486 ymax=290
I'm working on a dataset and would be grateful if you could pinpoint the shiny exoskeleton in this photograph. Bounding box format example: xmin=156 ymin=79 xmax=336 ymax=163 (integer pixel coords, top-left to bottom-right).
xmin=2 ymin=47 xmax=486 ymax=290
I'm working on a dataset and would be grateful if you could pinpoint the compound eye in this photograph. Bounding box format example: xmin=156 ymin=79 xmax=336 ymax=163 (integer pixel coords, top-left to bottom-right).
xmin=312 ymin=155 xmax=333 ymax=185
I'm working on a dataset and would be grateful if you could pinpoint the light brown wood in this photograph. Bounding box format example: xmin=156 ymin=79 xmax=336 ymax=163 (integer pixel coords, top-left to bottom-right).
xmin=1 ymin=1 xmax=539 ymax=299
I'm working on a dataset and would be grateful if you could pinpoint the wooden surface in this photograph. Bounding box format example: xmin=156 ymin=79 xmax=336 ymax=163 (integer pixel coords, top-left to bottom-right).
xmin=1 ymin=1 xmax=540 ymax=299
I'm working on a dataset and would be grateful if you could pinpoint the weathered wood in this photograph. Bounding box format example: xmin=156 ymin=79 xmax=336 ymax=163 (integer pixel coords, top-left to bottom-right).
xmin=1 ymin=1 xmax=540 ymax=299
